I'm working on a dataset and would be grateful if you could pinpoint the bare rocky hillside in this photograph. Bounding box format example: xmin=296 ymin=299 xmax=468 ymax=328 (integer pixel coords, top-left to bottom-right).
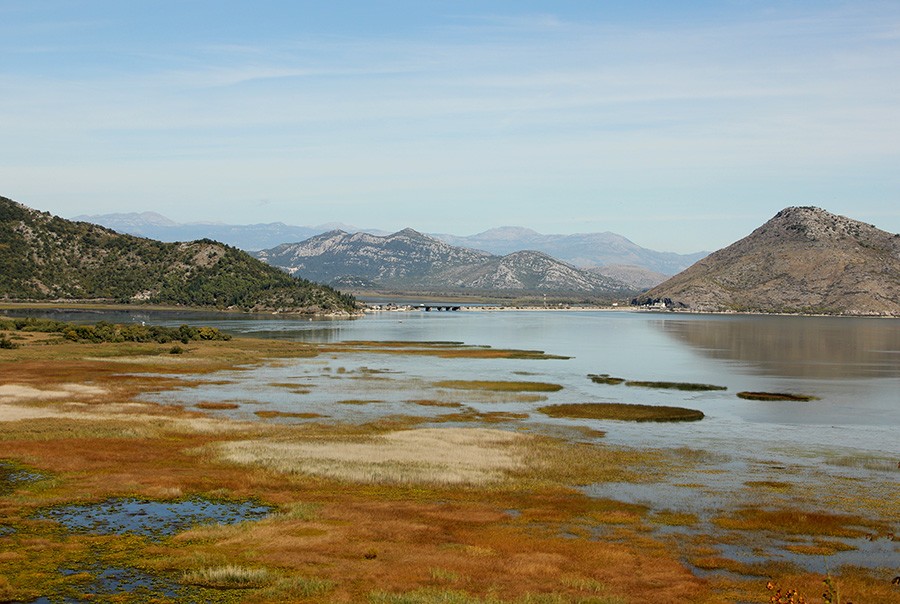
xmin=637 ymin=207 xmax=900 ymax=315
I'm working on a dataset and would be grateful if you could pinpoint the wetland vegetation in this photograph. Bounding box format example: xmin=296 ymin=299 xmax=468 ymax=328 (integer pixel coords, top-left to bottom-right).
xmin=588 ymin=373 xmax=727 ymax=391
xmin=736 ymin=391 xmax=820 ymax=402
xmin=0 ymin=315 xmax=897 ymax=603
xmin=538 ymin=402 xmax=705 ymax=422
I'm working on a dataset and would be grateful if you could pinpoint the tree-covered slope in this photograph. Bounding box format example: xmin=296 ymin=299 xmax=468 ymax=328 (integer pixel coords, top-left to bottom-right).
xmin=0 ymin=196 xmax=357 ymax=314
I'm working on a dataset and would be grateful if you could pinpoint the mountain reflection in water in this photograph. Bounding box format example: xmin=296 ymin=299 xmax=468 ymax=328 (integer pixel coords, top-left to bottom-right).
xmin=654 ymin=316 xmax=900 ymax=379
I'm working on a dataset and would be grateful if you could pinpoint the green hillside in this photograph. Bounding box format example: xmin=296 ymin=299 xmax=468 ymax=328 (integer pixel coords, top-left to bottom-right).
xmin=0 ymin=196 xmax=357 ymax=314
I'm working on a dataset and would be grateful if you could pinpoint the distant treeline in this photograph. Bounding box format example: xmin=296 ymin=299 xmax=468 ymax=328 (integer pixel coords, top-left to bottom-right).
xmin=0 ymin=317 xmax=231 ymax=344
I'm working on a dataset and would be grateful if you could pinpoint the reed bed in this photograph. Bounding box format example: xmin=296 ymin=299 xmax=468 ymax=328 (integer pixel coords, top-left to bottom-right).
xmin=181 ymin=565 xmax=271 ymax=589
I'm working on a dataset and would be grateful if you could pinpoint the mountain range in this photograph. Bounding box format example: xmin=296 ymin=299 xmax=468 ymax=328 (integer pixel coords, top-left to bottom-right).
xmin=2 ymin=197 xmax=357 ymax=314
xmin=73 ymin=212 xmax=705 ymax=280
xmin=255 ymin=229 xmax=631 ymax=296
xmin=639 ymin=206 xmax=900 ymax=316
xmin=432 ymin=227 xmax=706 ymax=275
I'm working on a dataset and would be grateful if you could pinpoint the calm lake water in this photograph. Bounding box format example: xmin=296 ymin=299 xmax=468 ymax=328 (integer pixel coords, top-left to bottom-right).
xmin=6 ymin=307 xmax=900 ymax=571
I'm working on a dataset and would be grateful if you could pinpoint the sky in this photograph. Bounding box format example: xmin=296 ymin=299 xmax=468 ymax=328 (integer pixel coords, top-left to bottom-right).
xmin=2 ymin=1 xmax=899 ymax=253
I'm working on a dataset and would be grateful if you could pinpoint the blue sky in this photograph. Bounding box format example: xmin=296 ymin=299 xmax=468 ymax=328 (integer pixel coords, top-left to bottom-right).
xmin=2 ymin=1 xmax=898 ymax=252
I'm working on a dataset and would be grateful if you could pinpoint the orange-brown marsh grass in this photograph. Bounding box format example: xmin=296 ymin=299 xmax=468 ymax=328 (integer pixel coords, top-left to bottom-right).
xmin=713 ymin=507 xmax=886 ymax=537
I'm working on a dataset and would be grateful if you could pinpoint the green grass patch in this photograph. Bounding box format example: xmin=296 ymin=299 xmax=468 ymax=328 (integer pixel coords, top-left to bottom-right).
xmin=537 ymin=403 xmax=704 ymax=422
xmin=736 ymin=391 xmax=819 ymax=401
xmin=434 ymin=380 xmax=563 ymax=393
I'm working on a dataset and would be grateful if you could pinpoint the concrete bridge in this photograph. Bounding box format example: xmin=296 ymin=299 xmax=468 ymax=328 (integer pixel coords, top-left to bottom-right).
xmin=419 ymin=304 xmax=462 ymax=312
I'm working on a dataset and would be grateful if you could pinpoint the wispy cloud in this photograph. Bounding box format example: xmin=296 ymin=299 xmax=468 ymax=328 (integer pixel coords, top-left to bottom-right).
xmin=1 ymin=2 xmax=898 ymax=248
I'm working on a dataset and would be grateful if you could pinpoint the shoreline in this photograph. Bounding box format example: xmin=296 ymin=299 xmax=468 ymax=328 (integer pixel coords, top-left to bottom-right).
xmin=2 ymin=300 xmax=896 ymax=320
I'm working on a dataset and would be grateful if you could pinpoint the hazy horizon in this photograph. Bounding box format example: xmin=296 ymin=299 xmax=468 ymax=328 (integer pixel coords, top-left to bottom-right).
xmin=3 ymin=1 xmax=899 ymax=254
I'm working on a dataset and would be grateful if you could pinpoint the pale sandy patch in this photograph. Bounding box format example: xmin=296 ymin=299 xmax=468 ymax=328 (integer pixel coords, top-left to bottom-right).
xmin=0 ymin=383 xmax=108 ymax=403
xmin=0 ymin=404 xmax=64 ymax=421
xmin=0 ymin=381 xmax=245 ymax=434
xmin=219 ymin=427 xmax=527 ymax=485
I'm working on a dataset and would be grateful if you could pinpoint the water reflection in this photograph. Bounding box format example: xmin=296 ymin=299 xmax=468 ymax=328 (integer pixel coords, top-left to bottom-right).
xmin=653 ymin=316 xmax=900 ymax=379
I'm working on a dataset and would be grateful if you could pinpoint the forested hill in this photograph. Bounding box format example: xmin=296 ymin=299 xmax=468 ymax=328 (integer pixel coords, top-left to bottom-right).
xmin=0 ymin=196 xmax=357 ymax=314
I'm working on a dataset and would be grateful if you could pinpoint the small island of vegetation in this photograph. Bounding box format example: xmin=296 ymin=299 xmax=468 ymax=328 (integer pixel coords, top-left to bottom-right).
xmin=538 ymin=402 xmax=705 ymax=422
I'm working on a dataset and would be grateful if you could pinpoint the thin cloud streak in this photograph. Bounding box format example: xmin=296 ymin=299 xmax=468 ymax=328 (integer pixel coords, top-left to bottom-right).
xmin=1 ymin=2 xmax=898 ymax=251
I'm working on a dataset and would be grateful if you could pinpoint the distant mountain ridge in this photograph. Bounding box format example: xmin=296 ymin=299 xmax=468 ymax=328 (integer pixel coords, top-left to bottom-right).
xmin=2 ymin=197 xmax=357 ymax=314
xmin=73 ymin=212 xmax=327 ymax=252
xmin=255 ymin=229 xmax=632 ymax=296
xmin=639 ymin=206 xmax=900 ymax=316
xmin=433 ymin=227 xmax=707 ymax=275
xmin=75 ymin=212 xmax=705 ymax=280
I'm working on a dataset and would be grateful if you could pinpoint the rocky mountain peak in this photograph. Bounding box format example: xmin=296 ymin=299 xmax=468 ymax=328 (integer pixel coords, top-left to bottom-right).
xmin=760 ymin=206 xmax=882 ymax=245
xmin=639 ymin=206 xmax=900 ymax=315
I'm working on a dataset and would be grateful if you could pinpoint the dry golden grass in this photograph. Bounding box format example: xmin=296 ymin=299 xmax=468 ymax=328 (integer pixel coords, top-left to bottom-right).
xmin=218 ymin=428 xmax=527 ymax=486
xmin=181 ymin=565 xmax=272 ymax=588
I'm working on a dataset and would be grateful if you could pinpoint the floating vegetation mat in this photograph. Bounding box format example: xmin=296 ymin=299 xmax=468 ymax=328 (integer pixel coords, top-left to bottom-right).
xmin=254 ymin=410 xmax=327 ymax=419
xmin=37 ymin=497 xmax=272 ymax=540
xmin=736 ymin=391 xmax=819 ymax=401
xmin=588 ymin=373 xmax=625 ymax=385
xmin=624 ymin=380 xmax=727 ymax=391
xmin=434 ymin=380 xmax=563 ymax=392
xmin=538 ymin=402 xmax=704 ymax=422
xmin=588 ymin=375 xmax=726 ymax=391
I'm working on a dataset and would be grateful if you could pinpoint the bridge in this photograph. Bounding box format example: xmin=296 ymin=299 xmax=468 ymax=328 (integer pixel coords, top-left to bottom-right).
xmin=419 ymin=305 xmax=462 ymax=312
